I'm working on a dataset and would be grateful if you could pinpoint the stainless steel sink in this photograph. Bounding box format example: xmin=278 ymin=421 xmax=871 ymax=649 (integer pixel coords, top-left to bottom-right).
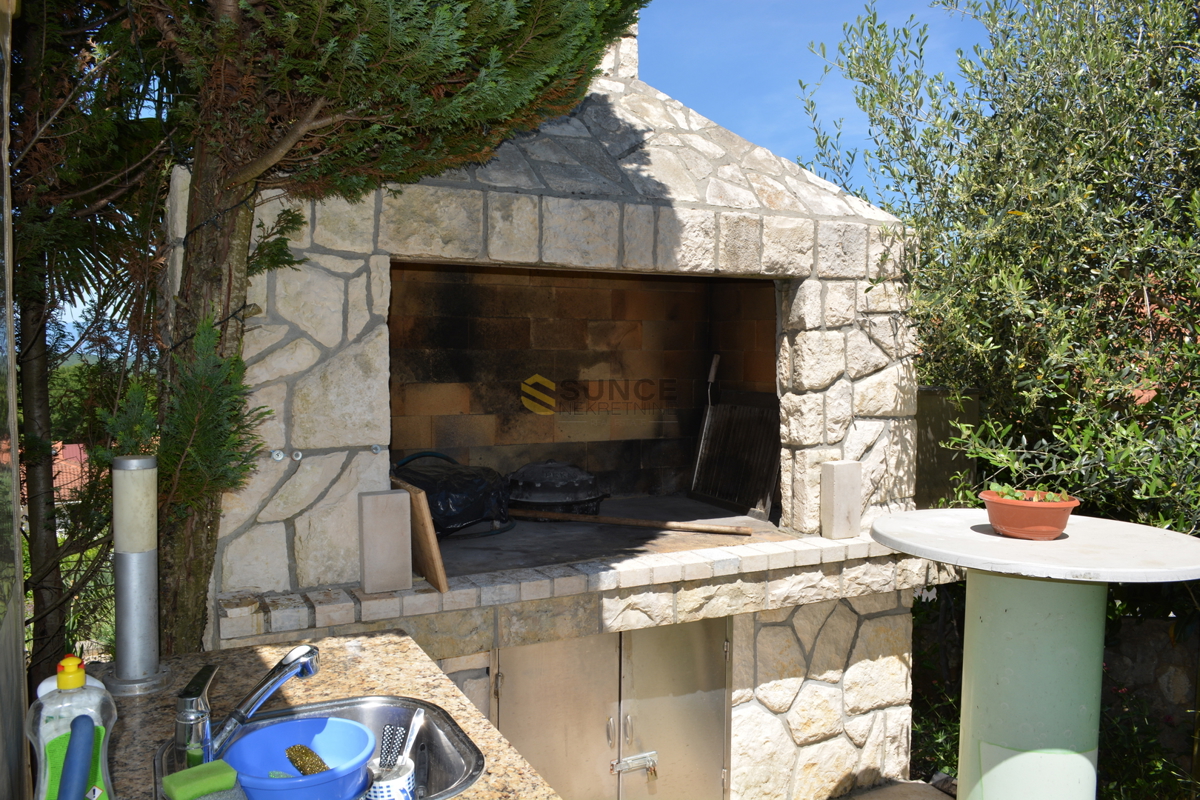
xmin=154 ymin=696 xmax=485 ymax=799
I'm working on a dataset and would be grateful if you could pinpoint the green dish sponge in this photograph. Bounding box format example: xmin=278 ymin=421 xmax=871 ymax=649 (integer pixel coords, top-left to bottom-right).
xmin=161 ymin=759 xmax=238 ymax=800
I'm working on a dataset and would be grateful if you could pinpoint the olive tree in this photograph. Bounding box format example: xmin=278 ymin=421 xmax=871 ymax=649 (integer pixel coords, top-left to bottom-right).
xmin=805 ymin=0 xmax=1200 ymax=538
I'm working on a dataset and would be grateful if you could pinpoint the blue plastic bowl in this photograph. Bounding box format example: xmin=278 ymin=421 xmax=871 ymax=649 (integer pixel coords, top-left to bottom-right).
xmin=223 ymin=717 xmax=375 ymax=800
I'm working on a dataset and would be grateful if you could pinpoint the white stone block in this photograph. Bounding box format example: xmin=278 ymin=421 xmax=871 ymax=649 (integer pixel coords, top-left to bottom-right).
xmin=785 ymin=280 xmax=823 ymax=331
xmin=780 ymin=392 xmax=824 ymax=447
xmin=805 ymin=536 xmax=849 ymax=563
xmin=853 ymin=361 xmax=918 ymax=417
xmin=368 ymin=255 xmax=390 ymax=319
xmin=352 ymin=586 xmax=402 ymax=621
xmin=244 ymin=338 xmax=320 ymax=387
xmin=221 ymin=523 xmax=291 ymax=593
xmin=846 ymin=328 xmax=890 ymax=379
xmin=791 ymin=736 xmax=859 ymax=800
xmin=441 ymin=576 xmax=481 ymax=611
xmin=219 ymin=607 xmax=264 ymax=640
xmin=312 ymin=194 xmax=376 ymax=253
xmin=294 ymin=451 xmax=389 ymax=587
xmin=696 ymin=548 xmax=741 ymax=577
xmin=670 ymin=550 xmax=716 ymax=581
xmin=821 ymin=460 xmax=862 ymax=540
xmin=291 ymin=325 xmax=391 ymax=449
xmin=884 ymin=705 xmax=913 ymax=780
xmin=265 ymin=594 xmax=310 ymax=632
xmin=752 ymin=541 xmax=797 ymax=570
xmin=471 ymin=572 xmax=521 ymax=606
xmin=614 ymin=556 xmax=654 ymax=588
xmin=260 ymin=453 xmax=345 ymax=523
xmin=347 ymin=273 xmax=370 ymax=343
xmin=841 ymin=536 xmax=873 ymax=561
xmin=785 ymin=683 xmax=843 ymax=745
xmin=622 ymin=204 xmax=656 ymax=271
xmin=808 ymin=601 xmax=859 ymax=682
xmin=725 ymin=544 xmax=771 ymax=573
xmin=792 ymin=331 xmax=845 ymax=392
xmin=242 ymin=324 xmax=288 ymax=362
xmin=775 ymin=334 xmax=790 ymax=395
xmin=536 ymin=564 xmax=588 ymax=597
xmin=379 ymin=185 xmax=484 ymax=258
xmin=677 ymin=576 xmax=767 ymax=622
xmin=817 ymin=221 xmax=869 ymax=278
xmin=624 ymin=147 xmax=699 ymax=201
xmin=308 ymin=252 xmax=365 ymax=275
xmin=718 ymin=212 xmax=763 ymax=274
xmin=858 ymin=279 xmax=909 ymax=313
xmin=843 ymin=557 xmax=896 ymax=597
xmin=762 ymin=215 xmax=815 ymax=279
xmin=843 ymin=614 xmax=912 ymax=714
xmin=601 ymin=587 xmax=675 ymax=631
xmin=509 ymin=568 xmax=553 ymax=601
xmin=747 ymin=174 xmax=805 ymax=214
xmin=542 ymin=196 xmax=620 ymax=269
xmin=767 ymin=564 xmax=842 ymax=609
xmin=307 ymin=588 xmax=355 ymax=627
xmin=487 ymin=192 xmax=539 ymax=263
xmin=785 ymin=175 xmax=853 ymax=216
xmin=730 ymin=702 xmax=796 ymax=800
xmin=791 ymin=447 xmax=843 ymax=535
xmin=755 ymin=678 xmax=803 ymax=714
xmin=359 ymin=490 xmax=412 ymax=594
xmin=656 ymin=207 xmax=716 ymax=273
xmin=781 ymin=539 xmax=823 ymax=567
xmin=643 ymin=554 xmax=684 ymax=585
xmin=824 ymin=378 xmax=853 ymax=445
xmin=574 ymin=560 xmax=620 ymax=592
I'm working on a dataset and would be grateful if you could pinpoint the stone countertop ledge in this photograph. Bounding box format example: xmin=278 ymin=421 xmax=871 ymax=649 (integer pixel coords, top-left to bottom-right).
xmin=99 ymin=631 xmax=558 ymax=800
xmin=217 ymin=532 xmax=913 ymax=644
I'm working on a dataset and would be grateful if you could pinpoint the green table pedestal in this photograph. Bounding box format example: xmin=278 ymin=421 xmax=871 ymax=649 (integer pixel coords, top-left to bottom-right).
xmin=958 ymin=569 xmax=1108 ymax=800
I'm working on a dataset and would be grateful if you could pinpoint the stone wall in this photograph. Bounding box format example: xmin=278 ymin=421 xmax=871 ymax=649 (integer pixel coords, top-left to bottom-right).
xmin=776 ymin=224 xmax=916 ymax=536
xmin=205 ymin=36 xmax=913 ymax=603
xmin=731 ymin=590 xmax=913 ymax=800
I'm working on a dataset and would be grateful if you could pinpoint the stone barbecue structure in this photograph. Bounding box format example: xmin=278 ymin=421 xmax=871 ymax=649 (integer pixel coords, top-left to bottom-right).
xmin=188 ymin=26 xmax=945 ymax=800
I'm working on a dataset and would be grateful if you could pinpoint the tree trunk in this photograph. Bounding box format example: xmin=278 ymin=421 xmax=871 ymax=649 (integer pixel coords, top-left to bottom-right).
xmin=158 ymin=140 xmax=256 ymax=656
xmin=19 ymin=289 xmax=66 ymax=688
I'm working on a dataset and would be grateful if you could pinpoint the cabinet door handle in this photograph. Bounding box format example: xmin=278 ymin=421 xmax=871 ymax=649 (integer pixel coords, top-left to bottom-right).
xmin=606 ymin=717 xmax=615 ymax=749
xmin=623 ymin=714 xmax=632 ymax=746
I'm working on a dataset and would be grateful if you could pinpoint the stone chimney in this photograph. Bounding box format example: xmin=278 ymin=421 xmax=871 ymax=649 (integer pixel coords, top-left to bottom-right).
xmin=598 ymin=23 xmax=638 ymax=82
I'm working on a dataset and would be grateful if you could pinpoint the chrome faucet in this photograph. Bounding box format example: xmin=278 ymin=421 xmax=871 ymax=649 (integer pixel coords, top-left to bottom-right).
xmin=178 ymin=644 xmax=321 ymax=761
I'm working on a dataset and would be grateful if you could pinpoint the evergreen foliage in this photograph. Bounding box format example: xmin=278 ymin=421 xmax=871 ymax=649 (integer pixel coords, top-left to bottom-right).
xmin=135 ymin=0 xmax=647 ymax=200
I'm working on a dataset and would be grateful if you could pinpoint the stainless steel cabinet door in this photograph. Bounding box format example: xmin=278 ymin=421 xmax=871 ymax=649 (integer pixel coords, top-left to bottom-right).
xmin=619 ymin=618 xmax=728 ymax=800
xmin=496 ymin=632 xmax=620 ymax=800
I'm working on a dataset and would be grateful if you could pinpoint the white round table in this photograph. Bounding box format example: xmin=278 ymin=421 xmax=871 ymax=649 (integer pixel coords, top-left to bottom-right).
xmin=873 ymin=508 xmax=1200 ymax=800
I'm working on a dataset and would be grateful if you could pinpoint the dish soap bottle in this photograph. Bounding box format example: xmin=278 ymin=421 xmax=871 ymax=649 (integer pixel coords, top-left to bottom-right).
xmin=25 ymin=655 xmax=118 ymax=800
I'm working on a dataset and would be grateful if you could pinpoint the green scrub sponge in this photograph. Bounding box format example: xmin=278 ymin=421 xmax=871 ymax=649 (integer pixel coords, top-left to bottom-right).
xmin=161 ymin=759 xmax=238 ymax=800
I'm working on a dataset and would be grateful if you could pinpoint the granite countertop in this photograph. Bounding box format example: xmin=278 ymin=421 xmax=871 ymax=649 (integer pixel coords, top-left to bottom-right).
xmin=101 ymin=630 xmax=558 ymax=800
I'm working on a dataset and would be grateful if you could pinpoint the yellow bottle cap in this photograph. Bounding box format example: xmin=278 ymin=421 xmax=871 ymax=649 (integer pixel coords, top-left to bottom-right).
xmin=56 ymin=655 xmax=85 ymax=690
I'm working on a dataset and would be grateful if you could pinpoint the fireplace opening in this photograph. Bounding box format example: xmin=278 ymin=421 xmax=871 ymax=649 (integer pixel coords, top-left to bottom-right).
xmin=387 ymin=263 xmax=789 ymax=575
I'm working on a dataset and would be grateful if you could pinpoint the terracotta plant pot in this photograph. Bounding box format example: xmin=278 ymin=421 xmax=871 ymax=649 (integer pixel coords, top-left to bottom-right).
xmin=979 ymin=490 xmax=1080 ymax=540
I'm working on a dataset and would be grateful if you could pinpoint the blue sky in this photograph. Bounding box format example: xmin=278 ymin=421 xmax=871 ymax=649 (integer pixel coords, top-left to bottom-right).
xmin=639 ymin=0 xmax=988 ymax=191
